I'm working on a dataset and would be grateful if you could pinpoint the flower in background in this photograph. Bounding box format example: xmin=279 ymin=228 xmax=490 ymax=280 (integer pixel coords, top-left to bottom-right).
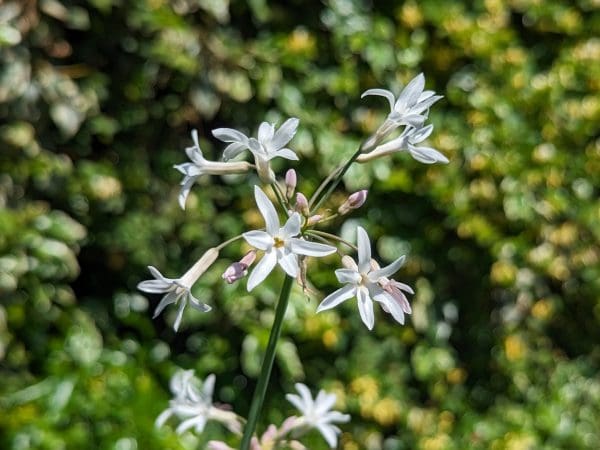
xmin=212 ymin=118 xmax=299 ymax=182
xmin=243 ymin=186 xmax=336 ymax=291
xmin=286 ymin=383 xmax=350 ymax=448
xmin=138 ymin=248 xmax=219 ymax=331
xmin=317 ymin=227 xmax=411 ymax=329
xmin=156 ymin=370 xmax=241 ymax=435
xmin=361 ymin=73 xmax=442 ymax=150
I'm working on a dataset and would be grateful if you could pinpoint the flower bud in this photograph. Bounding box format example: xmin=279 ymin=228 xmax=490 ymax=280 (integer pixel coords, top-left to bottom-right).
xmin=306 ymin=214 xmax=322 ymax=226
xmin=285 ymin=169 xmax=297 ymax=198
xmin=222 ymin=251 xmax=256 ymax=284
xmin=338 ymin=190 xmax=368 ymax=215
xmin=295 ymin=192 xmax=310 ymax=216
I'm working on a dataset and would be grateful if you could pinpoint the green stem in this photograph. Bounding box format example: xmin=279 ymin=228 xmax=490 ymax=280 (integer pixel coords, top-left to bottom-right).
xmin=240 ymin=275 xmax=294 ymax=450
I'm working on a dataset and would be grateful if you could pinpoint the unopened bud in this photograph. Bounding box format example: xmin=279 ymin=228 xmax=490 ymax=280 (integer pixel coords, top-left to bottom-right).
xmin=338 ymin=190 xmax=368 ymax=215
xmin=285 ymin=169 xmax=297 ymax=198
xmin=295 ymin=193 xmax=309 ymax=215
xmin=222 ymin=251 xmax=256 ymax=284
xmin=306 ymin=214 xmax=322 ymax=226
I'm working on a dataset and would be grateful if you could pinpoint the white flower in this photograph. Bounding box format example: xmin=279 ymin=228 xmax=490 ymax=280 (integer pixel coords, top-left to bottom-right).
xmin=357 ymin=124 xmax=448 ymax=164
xmin=243 ymin=186 xmax=336 ymax=291
xmin=212 ymin=118 xmax=299 ymax=182
xmin=286 ymin=383 xmax=350 ymax=448
xmin=361 ymin=73 xmax=442 ymax=150
xmin=156 ymin=370 xmax=242 ymax=435
xmin=174 ymin=129 xmax=252 ymax=209
xmin=316 ymin=227 xmax=411 ymax=330
xmin=137 ymin=248 xmax=219 ymax=331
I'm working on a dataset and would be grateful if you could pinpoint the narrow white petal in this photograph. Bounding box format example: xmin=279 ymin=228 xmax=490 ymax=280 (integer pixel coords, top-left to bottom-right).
xmin=409 ymin=124 xmax=434 ymax=143
xmin=203 ymin=374 xmax=216 ymax=401
xmin=278 ymin=250 xmax=299 ymax=277
xmin=148 ymin=266 xmax=170 ymax=282
xmin=408 ymin=146 xmax=449 ymax=164
xmin=394 ymin=281 xmax=414 ymax=294
xmin=188 ymin=295 xmax=212 ymax=313
xmin=356 ymin=227 xmax=372 ymax=273
xmin=316 ymin=423 xmax=338 ymax=448
xmin=243 ymin=230 xmax=273 ymax=251
xmin=334 ymin=268 xmax=361 ymax=285
xmin=361 ymin=88 xmax=396 ymax=112
xmin=270 ymin=117 xmax=299 ymax=150
xmin=400 ymin=114 xmax=427 ymax=128
xmin=290 ymin=238 xmax=336 ymax=257
xmin=175 ymin=162 xmax=203 ymax=177
xmin=178 ymin=176 xmax=197 ymax=210
xmin=138 ymin=279 xmax=171 ymax=293
xmin=254 ymin=185 xmax=280 ymax=235
xmin=357 ymin=287 xmax=375 ymax=330
xmin=295 ymin=383 xmax=314 ymax=410
xmin=247 ymin=251 xmax=277 ymax=291
xmin=286 ymin=393 xmax=307 ymax=414
xmin=314 ymin=391 xmax=336 ymax=415
xmin=316 ymin=284 xmax=356 ymax=312
xmin=395 ymin=73 xmax=425 ymax=111
xmin=373 ymin=291 xmax=405 ymax=324
xmin=173 ymin=298 xmax=187 ymax=331
xmin=176 ymin=415 xmax=207 ymax=434
xmin=325 ymin=411 xmax=351 ymax=423
xmin=413 ymin=94 xmax=443 ymax=114
xmin=282 ymin=213 xmax=301 ymax=238
xmin=222 ymin=142 xmax=248 ymax=161
xmin=268 ymin=148 xmax=299 ymax=161
xmin=155 ymin=408 xmax=173 ymax=428
xmin=153 ymin=291 xmax=179 ymax=318
xmin=212 ymin=127 xmax=248 ymax=143
xmin=257 ymin=122 xmax=275 ymax=143
xmin=369 ymin=255 xmax=406 ymax=280
xmin=186 ymin=146 xmax=206 ymax=166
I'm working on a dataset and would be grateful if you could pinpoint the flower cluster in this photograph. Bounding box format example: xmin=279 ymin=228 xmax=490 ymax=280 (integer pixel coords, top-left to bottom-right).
xmin=139 ymin=72 xmax=447 ymax=448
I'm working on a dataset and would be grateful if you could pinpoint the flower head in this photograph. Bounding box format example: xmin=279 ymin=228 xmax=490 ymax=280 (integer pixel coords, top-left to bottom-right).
xmin=286 ymin=383 xmax=350 ymax=448
xmin=138 ymin=248 xmax=219 ymax=331
xmin=175 ymin=130 xmax=251 ymax=209
xmin=212 ymin=118 xmax=299 ymax=182
xmin=243 ymin=186 xmax=336 ymax=291
xmin=316 ymin=227 xmax=411 ymax=329
xmin=361 ymin=73 xmax=442 ymax=150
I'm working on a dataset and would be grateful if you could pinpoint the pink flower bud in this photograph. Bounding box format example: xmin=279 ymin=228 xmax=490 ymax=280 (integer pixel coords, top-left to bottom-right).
xmin=221 ymin=251 xmax=256 ymax=284
xmin=338 ymin=189 xmax=368 ymax=214
xmin=306 ymin=214 xmax=322 ymax=226
xmin=285 ymin=169 xmax=297 ymax=198
xmin=295 ymin=192 xmax=309 ymax=216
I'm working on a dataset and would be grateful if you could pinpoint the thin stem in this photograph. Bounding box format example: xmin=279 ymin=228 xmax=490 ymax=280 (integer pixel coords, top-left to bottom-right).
xmin=305 ymin=229 xmax=358 ymax=251
xmin=308 ymin=165 xmax=343 ymax=209
xmin=216 ymin=234 xmax=246 ymax=251
xmin=310 ymin=145 xmax=363 ymax=214
xmin=240 ymin=275 xmax=294 ymax=450
xmin=270 ymin=183 xmax=289 ymax=214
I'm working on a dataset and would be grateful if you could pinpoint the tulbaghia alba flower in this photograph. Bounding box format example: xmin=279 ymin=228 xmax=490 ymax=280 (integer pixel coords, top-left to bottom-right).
xmin=361 ymin=73 xmax=442 ymax=150
xmin=156 ymin=370 xmax=241 ymax=435
xmin=338 ymin=189 xmax=368 ymax=215
xmin=286 ymin=383 xmax=350 ymax=448
xmin=243 ymin=186 xmax=336 ymax=291
xmin=212 ymin=118 xmax=300 ymax=182
xmin=138 ymin=248 xmax=219 ymax=331
xmin=357 ymin=124 xmax=448 ymax=164
xmin=317 ymin=227 xmax=410 ymax=330
xmin=174 ymin=130 xmax=252 ymax=209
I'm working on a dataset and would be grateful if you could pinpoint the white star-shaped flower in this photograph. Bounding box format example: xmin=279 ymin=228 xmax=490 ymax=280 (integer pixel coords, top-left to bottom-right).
xmin=243 ymin=186 xmax=336 ymax=291
xmin=174 ymin=129 xmax=251 ymax=209
xmin=137 ymin=248 xmax=218 ymax=331
xmin=286 ymin=383 xmax=350 ymax=448
xmin=316 ymin=227 xmax=411 ymax=330
xmin=212 ymin=119 xmax=299 ymax=182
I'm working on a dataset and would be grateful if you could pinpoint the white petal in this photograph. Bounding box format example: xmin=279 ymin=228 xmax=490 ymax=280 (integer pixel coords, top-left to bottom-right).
xmin=175 ymin=162 xmax=202 ymax=177
xmin=138 ymin=279 xmax=171 ymax=293
xmin=399 ymin=113 xmax=427 ymax=128
xmin=316 ymin=423 xmax=338 ymax=448
xmin=395 ymin=73 xmax=425 ymax=111
xmin=290 ymin=238 xmax=336 ymax=257
xmin=270 ymin=117 xmax=299 ymax=150
xmin=373 ymin=290 xmax=405 ymax=325
xmin=178 ymin=176 xmax=197 ymax=210
xmin=243 ymin=230 xmax=273 ymax=251
xmin=314 ymin=390 xmax=336 ymax=415
xmin=222 ymin=142 xmax=248 ymax=161
xmin=148 ymin=266 xmax=170 ymax=282
xmin=247 ymin=251 xmax=277 ymax=291
xmin=357 ymin=287 xmax=374 ymax=330
xmin=286 ymin=393 xmax=307 ymax=414
xmin=356 ymin=227 xmax=372 ymax=273
xmin=176 ymin=415 xmax=207 ymax=434
xmin=188 ymin=294 xmax=212 ymax=313
xmin=153 ymin=291 xmax=179 ymax=318
xmin=173 ymin=298 xmax=187 ymax=331
xmin=408 ymin=146 xmax=449 ymax=164
xmin=295 ymin=383 xmax=314 ymax=410
xmin=316 ymin=284 xmax=356 ymax=312
xmin=413 ymin=94 xmax=443 ymax=114
xmin=325 ymin=411 xmax=351 ymax=423
xmin=254 ymin=185 xmax=280 ymax=235
xmin=155 ymin=408 xmax=173 ymax=428
xmin=278 ymin=250 xmax=299 ymax=277
xmin=202 ymin=374 xmax=216 ymax=401
xmin=409 ymin=124 xmax=434 ymax=143
xmin=369 ymin=255 xmax=406 ymax=280
xmin=281 ymin=213 xmax=301 ymax=238
xmin=361 ymin=88 xmax=396 ymax=112
xmin=268 ymin=148 xmax=299 ymax=161
xmin=212 ymin=127 xmax=248 ymax=143
xmin=334 ymin=268 xmax=361 ymax=285
xmin=186 ymin=145 xmax=205 ymax=166
xmin=257 ymin=122 xmax=275 ymax=143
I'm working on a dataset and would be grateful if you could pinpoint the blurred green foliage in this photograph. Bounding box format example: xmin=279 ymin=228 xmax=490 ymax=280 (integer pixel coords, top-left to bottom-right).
xmin=1 ymin=0 xmax=599 ymax=449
